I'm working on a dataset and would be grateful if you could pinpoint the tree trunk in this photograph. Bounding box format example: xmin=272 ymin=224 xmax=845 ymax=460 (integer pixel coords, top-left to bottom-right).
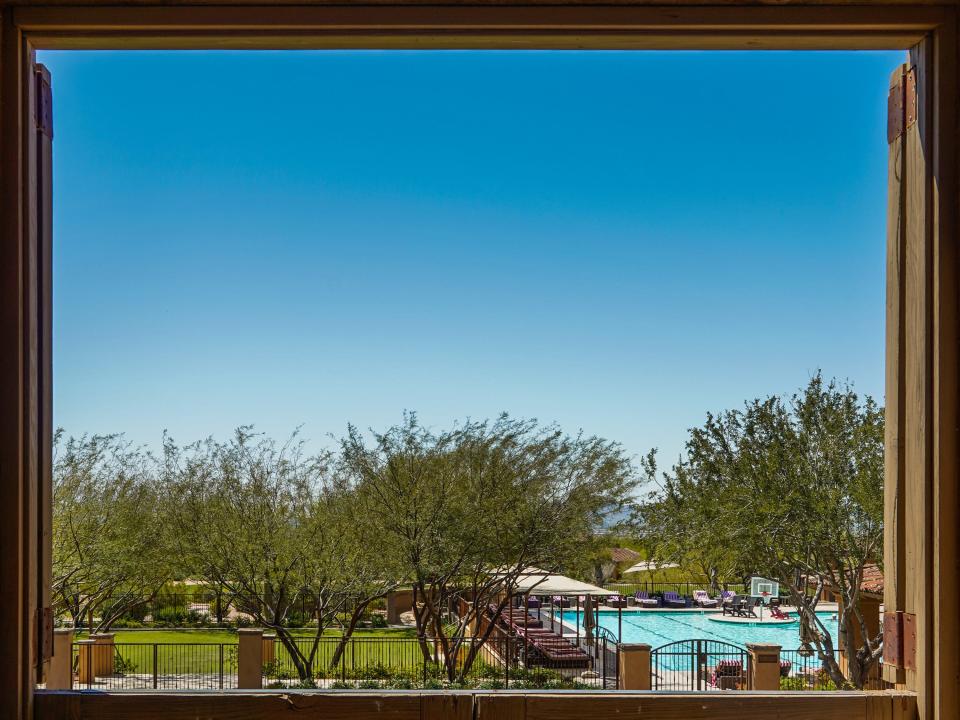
xmin=329 ymin=600 xmax=369 ymax=670
xmin=275 ymin=626 xmax=313 ymax=682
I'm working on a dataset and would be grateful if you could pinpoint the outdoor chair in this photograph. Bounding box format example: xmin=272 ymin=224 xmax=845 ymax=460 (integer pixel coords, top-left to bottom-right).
xmin=721 ymin=594 xmax=740 ymax=616
xmin=693 ymin=590 xmax=719 ymax=608
xmin=551 ymin=595 xmax=571 ymax=608
xmin=770 ymin=604 xmax=792 ymax=620
xmin=709 ymin=659 xmax=745 ymax=690
xmin=605 ymin=593 xmax=628 ymax=608
xmin=662 ymin=591 xmax=687 ymax=608
xmin=634 ymin=591 xmax=659 ymax=608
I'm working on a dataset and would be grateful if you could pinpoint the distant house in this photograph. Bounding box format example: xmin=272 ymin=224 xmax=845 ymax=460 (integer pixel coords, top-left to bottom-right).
xmin=596 ymin=547 xmax=642 ymax=584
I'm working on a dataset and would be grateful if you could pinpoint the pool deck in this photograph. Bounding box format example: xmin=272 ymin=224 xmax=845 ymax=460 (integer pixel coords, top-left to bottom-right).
xmin=575 ymin=602 xmax=840 ymax=613
xmin=706 ymin=613 xmax=794 ymax=625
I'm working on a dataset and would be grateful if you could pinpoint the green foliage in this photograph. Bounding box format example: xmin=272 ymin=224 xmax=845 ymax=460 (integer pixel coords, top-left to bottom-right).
xmin=341 ymin=413 xmax=639 ymax=682
xmin=113 ymin=654 xmax=138 ymax=675
xmin=351 ymin=663 xmax=393 ymax=680
xmin=52 ymin=432 xmax=176 ymax=632
xmin=640 ymin=374 xmax=884 ymax=688
xmin=779 ymin=671 xmax=837 ymax=691
xmin=151 ymin=607 xmax=206 ymax=626
xmin=262 ymin=660 xmax=295 ymax=680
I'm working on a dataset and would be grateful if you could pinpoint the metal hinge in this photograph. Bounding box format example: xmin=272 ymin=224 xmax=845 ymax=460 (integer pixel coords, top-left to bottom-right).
xmin=36 ymin=606 xmax=53 ymax=667
xmin=883 ymin=610 xmax=917 ymax=670
xmin=888 ymin=66 xmax=917 ymax=144
xmin=35 ymin=64 xmax=53 ymax=140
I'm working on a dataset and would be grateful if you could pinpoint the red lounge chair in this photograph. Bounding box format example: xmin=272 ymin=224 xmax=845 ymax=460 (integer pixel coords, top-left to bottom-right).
xmin=770 ymin=605 xmax=792 ymax=620
xmin=709 ymin=659 xmax=744 ymax=689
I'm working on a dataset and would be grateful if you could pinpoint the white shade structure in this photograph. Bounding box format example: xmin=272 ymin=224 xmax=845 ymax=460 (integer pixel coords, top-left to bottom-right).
xmin=508 ymin=567 xmax=616 ymax=597
xmin=623 ymin=561 xmax=679 ymax=574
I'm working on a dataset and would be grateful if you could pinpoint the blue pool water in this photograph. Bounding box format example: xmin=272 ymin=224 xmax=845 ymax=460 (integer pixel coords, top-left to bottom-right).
xmin=555 ymin=609 xmax=839 ymax=650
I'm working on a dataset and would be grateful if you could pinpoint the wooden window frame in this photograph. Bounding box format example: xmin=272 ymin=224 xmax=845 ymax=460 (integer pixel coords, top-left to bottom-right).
xmin=0 ymin=4 xmax=954 ymax=719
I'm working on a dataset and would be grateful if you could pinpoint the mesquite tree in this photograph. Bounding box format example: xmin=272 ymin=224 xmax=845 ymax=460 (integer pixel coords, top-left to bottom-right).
xmin=640 ymin=375 xmax=884 ymax=689
xmin=52 ymin=432 xmax=173 ymax=632
xmin=166 ymin=429 xmax=354 ymax=683
xmin=340 ymin=413 xmax=638 ymax=683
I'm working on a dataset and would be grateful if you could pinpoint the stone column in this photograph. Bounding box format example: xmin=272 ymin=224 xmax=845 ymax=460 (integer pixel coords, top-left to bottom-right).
xmin=386 ymin=589 xmax=413 ymax=625
xmin=618 ymin=643 xmax=652 ymax=690
xmin=238 ymin=628 xmax=264 ymax=689
xmin=262 ymin=633 xmax=276 ymax=665
xmin=86 ymin=633 xmax=116 ymax=677
xmin=46 ymin=629 xmax=74 ymax=689
xmin=76 ymin=639 xmax=96 ymax=685
xmin=747 ymin=643 xmax=781 ymax=690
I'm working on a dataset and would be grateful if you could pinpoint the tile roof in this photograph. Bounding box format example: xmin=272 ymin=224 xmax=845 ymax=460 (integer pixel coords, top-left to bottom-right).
xmin=609 ymin=547 xmax=641 ymax=564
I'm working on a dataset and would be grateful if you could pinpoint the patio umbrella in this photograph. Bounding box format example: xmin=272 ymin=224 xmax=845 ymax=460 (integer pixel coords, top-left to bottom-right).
xmin=583 ymin=594 xmax=595 ymax=647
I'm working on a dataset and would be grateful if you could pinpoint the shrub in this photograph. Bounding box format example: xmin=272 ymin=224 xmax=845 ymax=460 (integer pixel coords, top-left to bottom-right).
xmin=285 ymin=610 xmax=309 ymax=628
xmin=113 ymin=655 xmax=138 ymax=675
xmin=150 ymin=607 xmax=205 ymax=626
xmin=477 ymin=679 xmax=505 ymax=690
xmin=111 ymin=618 xmax=145 ymax=629
xmin=330 ymin=680 xmax=356 ymax=689
xmin=472 ymin=662 xmax=502 ymax=680
xmin=262 ymin=660 xmax=295 ymax=680
xmin=352 ymin=663 xmax=392 ymax=680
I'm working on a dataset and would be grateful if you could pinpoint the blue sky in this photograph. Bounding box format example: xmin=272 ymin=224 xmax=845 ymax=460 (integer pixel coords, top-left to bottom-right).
xmin=41 ymin=49 xmax=904 ymax=467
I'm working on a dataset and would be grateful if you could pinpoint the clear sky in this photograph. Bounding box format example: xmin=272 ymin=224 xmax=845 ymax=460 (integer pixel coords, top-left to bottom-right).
xmin=40 ymin=49 xmax=904 ymax=468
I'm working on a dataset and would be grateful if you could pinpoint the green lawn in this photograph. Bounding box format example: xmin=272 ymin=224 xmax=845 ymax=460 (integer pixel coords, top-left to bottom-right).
xmin=73 ymin=627 xmax=425 ymax=680
xmin=76 ymin=627 xmax=418 ymax=644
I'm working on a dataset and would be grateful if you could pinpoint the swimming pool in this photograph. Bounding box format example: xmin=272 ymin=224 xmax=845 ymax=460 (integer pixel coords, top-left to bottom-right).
xmin=554 ymin=609 xmax=839 ymax=650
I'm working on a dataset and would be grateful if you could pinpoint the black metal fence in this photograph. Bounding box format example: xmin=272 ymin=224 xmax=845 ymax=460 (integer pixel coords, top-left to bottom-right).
xmin=71 ymin=642 xmax=238 ymax=689
xmin=604 ymin=582 xmax=748 ymax=599
xmin=650 ymin=639 xmax=748 ymax=690
xmin=68 ymin=635 xmax=617 ymax=690
xmin=263 ymin=635 xmax=618 ymax=689
xmin=778 ymin=648 xmax=884 ymax=690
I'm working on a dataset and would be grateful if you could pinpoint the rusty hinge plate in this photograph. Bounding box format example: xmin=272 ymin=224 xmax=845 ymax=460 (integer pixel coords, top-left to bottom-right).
xmin=883 ymin=610 xmax=918 ymax=670
xmin=903 ymin=612 xmax=917 ymax=671
xmin=888 ymin=67 xmax=917 ymax=144
xmin=37 ymin=606 xmax=53 ymax=666
xmin=35 ymin=65 xmax=52 ymax=140
xmin=883 ymin=611 xmax=903 ymax=667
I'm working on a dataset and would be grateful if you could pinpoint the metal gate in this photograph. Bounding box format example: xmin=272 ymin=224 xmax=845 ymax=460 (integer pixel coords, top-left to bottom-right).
xmin=650 ymin=639 xmax=747 ymax=690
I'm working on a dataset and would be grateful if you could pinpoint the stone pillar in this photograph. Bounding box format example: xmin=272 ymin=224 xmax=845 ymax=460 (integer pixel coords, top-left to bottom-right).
xmin=238 ymin=628 xmax=264 ymax=689
xmin=47 ymin=629 xmax=74 ymax=689
xmin=262 ymin=633 xmax=276 ymax=665
xmin=89 ymin=633 xmax=115 ymax=676
xmin=618 ymin=643 xmax=652 ymax=690
xmin=76 ymin=639 xmax=96 ymax=685
xmin=386 ymin=589 xmax=413 ymax=624
xmin=747 ymin=643 xmax=781 ymax=690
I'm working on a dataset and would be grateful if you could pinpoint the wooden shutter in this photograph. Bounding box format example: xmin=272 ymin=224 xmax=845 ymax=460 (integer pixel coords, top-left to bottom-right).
xmin=884 ymin=39 xmax=960 ymax=719
xmin=31 ymin=57 xmax=54 ymax=684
